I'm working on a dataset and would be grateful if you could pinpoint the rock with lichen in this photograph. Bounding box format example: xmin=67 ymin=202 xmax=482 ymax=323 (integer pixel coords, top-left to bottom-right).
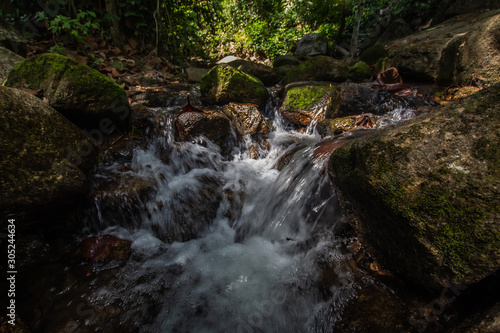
xmin=0 ymin=86 xmax=97 ymax=227
xmin=222 ymin=102 xmax=270 ymax=137
xmin=4 ymin=53 xmax=130 ymax=128
xmin=200 ymin=64 xmax=269 ymax=107
xmin=329 ymin=83 xmax=500 ymax=290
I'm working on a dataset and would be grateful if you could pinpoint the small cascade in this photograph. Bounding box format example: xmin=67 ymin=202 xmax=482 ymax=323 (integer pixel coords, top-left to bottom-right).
xmin=80 ymin=87 xmax=425 ymax=332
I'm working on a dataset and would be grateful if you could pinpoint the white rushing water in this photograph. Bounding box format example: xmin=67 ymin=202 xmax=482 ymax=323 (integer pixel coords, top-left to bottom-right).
xmin=83 ymin=96 xmax=423 ymax=332
xmin=84 ymin=104 xmax=360 ymax=332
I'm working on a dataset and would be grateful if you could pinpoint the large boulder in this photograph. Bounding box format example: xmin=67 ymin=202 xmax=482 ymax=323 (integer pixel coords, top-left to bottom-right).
xmin=0 ymin=86 xmax=97 ymax=226
xmin=279 ymin=82 xmax=336 ymax=127
xmin=0 ymin=46 xmax=24 ymax=83
xmin=387 ymin=10 xmax=500 ymax=84
xmin=295 ymin=33 xmax=328 ymax=57
xmin=4 ymin=53 xmax=130 ymax=128
xmin=433 ymin=0 xmax=500 ymax=24
xmin=200 ymin=64 xmax=269 ymax=107
xmin=227 ymin=59 xmax=280 ymax=86
xmin=453 ymin=13 xmax=500 ymax=86
xmin=281 ymin=56 xmax=349 ymax=85
xmin=329 ymin=83 xmax=500 ymax=290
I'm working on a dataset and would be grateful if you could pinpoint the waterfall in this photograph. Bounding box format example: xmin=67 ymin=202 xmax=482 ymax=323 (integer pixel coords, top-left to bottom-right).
xmin=81 ymin=92 xmax=421 ymax=332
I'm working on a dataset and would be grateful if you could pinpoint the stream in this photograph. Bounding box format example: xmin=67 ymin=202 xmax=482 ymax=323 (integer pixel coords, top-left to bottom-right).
xmin=20 ymin=91 xmax=422 ymax=332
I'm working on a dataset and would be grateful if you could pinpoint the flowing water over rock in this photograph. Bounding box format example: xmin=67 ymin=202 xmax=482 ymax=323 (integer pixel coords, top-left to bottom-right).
xmin=56 ymin=96 xmax=422 ymax=332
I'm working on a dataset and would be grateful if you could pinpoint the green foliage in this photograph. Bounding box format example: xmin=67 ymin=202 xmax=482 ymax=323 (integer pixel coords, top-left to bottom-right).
xmin=39 ymin=10 xmax=99 ymax=46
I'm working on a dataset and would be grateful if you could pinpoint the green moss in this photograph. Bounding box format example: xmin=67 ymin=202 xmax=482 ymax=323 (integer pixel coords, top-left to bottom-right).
xmin=282 ymin=56 xmax=349 ymax=84
xmin=283 ymin=84 xmax=332 ymax=112
xmin=360 ymin=44 xmax=388 ymax=65
xmin=5 ymin=53 xmax=128 ymax=120
xmin=201 ymin=64 xmax=268 ymax=106
xmin=348 ymin=61 xmax=372 ymax=81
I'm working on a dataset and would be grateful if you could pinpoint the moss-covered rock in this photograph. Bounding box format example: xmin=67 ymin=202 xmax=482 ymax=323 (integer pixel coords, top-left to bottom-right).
xmin=200 ymin=64 xmax=269 ymax=107
xmin=0 ymin=86 xmax=97 ymax=227
xmin=360 ymin=44 xmax=389 ymax=65
xmin=329 ymin=83 xmax=500 ymax=290
xmin=4 ymin=53 xmax=130 ymax=128
xmin=279 ymin=82 xmax=336 ymax=126
xmin=227 ymin=59 xmax=280 ymax=86
xmin=348 ymin=61 xmax=372 ymax=82
xmin=281 ymin=56 xmax=349 ymax=85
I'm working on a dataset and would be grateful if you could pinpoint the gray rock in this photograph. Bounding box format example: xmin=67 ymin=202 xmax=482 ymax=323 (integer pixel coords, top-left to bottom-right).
xmin=295 ymin=33 xmax=328 ymax=56
xmin=0 ymin=46 xmax=24 ymax=84
xmin=0 ymin=20 xmax=27 ymax=56
xmin=186 ymin=67 xmax=210 ymax=82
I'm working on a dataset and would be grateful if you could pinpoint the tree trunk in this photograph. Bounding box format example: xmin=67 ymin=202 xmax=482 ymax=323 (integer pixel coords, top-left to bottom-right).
xmin=105 ymin=0 xmax=124 ymax=47
xmin=335 ymin=0 xmax=347 ymax=45
xmin=349 ymin=0 xmax=365 ymax=61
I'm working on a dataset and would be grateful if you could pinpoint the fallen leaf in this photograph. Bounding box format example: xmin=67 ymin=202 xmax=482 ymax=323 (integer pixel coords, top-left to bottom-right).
xmin=128 ymin=37 xmax=138 ymax=49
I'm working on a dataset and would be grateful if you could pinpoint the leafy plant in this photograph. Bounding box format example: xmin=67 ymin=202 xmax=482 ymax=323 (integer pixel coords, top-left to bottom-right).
xmin=39 ymin=10 xmax=99 ymax=46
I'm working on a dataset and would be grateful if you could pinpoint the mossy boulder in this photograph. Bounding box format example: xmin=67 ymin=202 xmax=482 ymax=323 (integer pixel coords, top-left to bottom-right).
xmin=279 ymin=82 xmax=336 ymax=126
xmin=200 ymin=64 xmax=269 ymax=107
xmin=360 ymin=44 xmax=388 ymax=65
xmin=227 ymin=59 xmax=280 ymax=86
xmin=348 ymin=61 xmax=372 ymax=82
xmin=329 ymin=83 xmax=500 ymax=290
xmin=4 ymin=53 xmax=130 ymax=128
xmin=281 ymin=56 xmax=349 ymax=85
xmin=317 ymin=114 xmax=378 ymax=137
xmin=0 ymin=86 xmax=97 ymax=226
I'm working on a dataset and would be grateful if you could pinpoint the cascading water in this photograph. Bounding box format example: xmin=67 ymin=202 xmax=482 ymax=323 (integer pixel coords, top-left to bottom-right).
xmin=81 ymin=92 xmax=421 ymax=332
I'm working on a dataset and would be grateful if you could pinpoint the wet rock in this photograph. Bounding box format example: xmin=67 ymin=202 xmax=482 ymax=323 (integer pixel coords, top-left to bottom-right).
xmin=317 ymin=114 xmax=378 ymax=137
xmin=222 ymin=102 xmax=269 ymax=137
xmin=176 ymin=110 xmax=232 ymax=146
xmin=80 ymin=234 xmax=132 ymax=276
xmin=87 ymin=170 xmax=156 ymax=232
xmin=295 ymin=33 xmax=328 ymax=57
xmin=227 ymin=59 xmax=280 ymax=86
xmin=279 ymin=82 xmax=336 ymax=127
xmin=4 ymin=53 xmax=130 ymax=128
xmin=348 ymin=61 xmax=372 ymax=82
xmin=281 ymin=56 xmax=349 ymax=85
xmin=0 ymin=87 xmax=97 ymax=227
xmin=129 ymin=104 xmax=165 ymax=137
xmin=200 ymin=64 xmax=269 ymax=107
xmin=453 ymin=86 xmax=481 ymax=100
xmin=329 ymin=83 xmax=500 ymax=290
xmin=325 ymin=82 xmax=435 ymax=120
xmin=0 ymin=46 xmax=23 ymax=83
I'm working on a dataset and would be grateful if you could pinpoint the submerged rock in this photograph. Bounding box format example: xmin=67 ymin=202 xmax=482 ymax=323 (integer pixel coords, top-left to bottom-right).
xmin=4 ymin=53 xmax=130 ymax=128
xmin=200 ymin=64 xmax=269 ymax=107
xmin=281 ymin=56 xmax=349 ymax=85
xmin=0 ymin=86 xmax=97 ymax=227
xmin=329 ymin=83 xmax=500 ymax=290
xmin=279 ymin=82 xmax=336 ymax=127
